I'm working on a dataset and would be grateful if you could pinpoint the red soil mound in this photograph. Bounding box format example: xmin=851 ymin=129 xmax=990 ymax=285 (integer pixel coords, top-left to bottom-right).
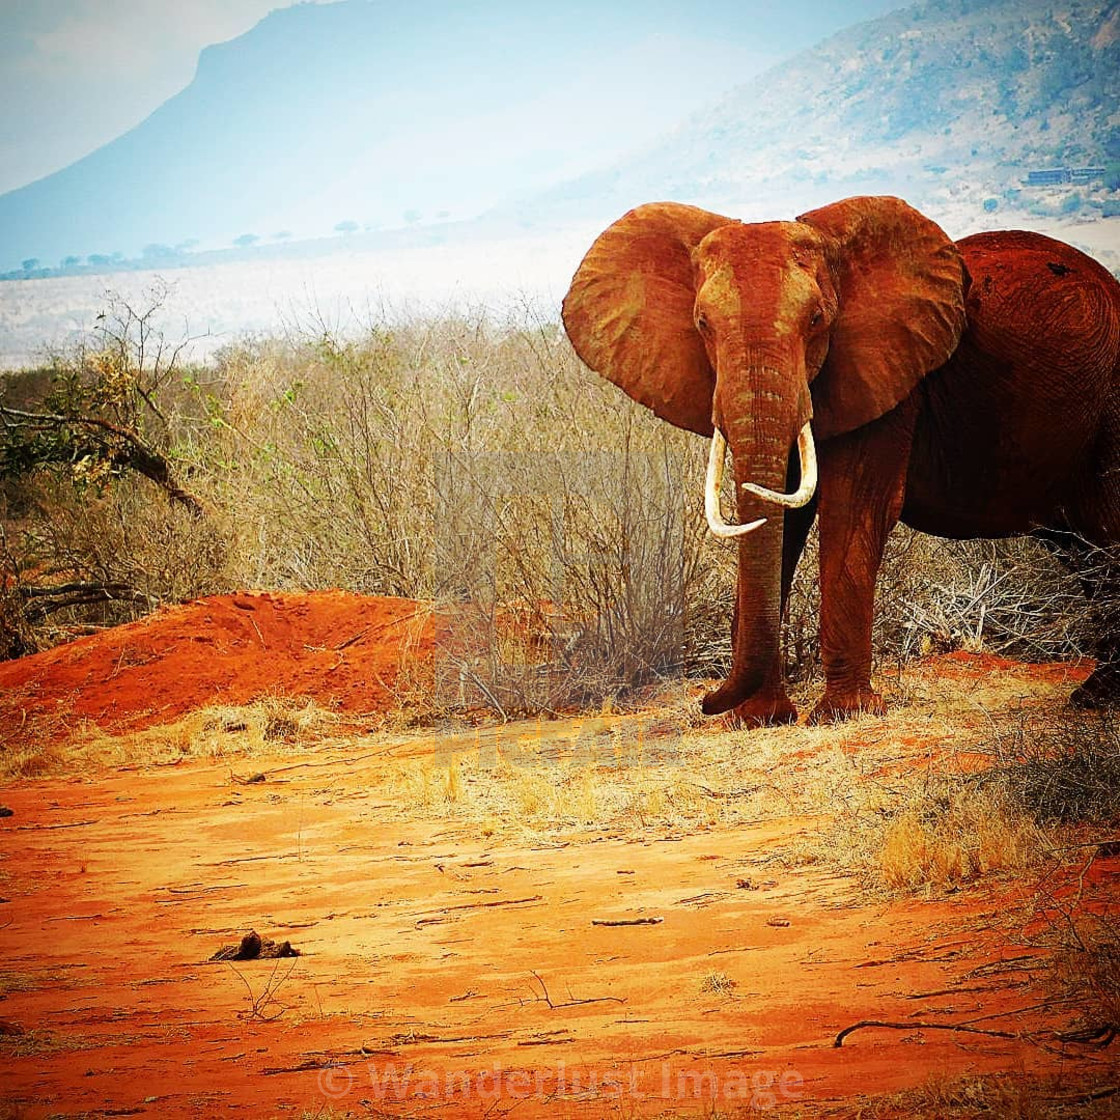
xmin=0 ymin=591 xmax=441 ymax=731
xmin=934 ymin=648 xmax=1094 ymax=682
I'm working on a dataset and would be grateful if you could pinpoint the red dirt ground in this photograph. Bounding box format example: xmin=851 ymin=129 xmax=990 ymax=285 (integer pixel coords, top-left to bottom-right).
xmin=0 ymin=595 xmax=1115 ymax=1117
xmin=0 ymin=591 xmax=443 ymax=732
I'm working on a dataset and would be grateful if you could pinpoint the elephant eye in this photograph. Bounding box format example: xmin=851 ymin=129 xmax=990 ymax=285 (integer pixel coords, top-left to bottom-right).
xmin=809 ymin=308 xmax=824 ymax=329
xmin=695 ymin=311 xmax=710 ymax=333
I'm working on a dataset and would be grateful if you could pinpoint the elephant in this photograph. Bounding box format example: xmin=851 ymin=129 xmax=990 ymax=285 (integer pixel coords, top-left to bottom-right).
xmin=561 ymin=195 xmax=1120 ymax=726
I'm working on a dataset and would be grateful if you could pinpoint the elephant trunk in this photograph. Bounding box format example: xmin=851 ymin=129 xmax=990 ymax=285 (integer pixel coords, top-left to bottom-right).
xmin=701 ymin=365 xmax=809 ymax=716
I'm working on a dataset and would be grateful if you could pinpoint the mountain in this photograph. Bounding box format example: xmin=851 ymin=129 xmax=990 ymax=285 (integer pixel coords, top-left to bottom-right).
xmin=0 ymin=1 xmax=577 ymax=269
xmin=2 ymin=0 xmax=1116 ymax=278
xmin=1 ymin=0 xmax=898 ymax=273
xmin=515 ymin=0 xmax=1120 ymax=227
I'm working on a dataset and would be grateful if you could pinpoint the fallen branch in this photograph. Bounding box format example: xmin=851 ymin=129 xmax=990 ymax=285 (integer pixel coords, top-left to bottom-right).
xmin=835 ymin=1019 xmax=1020 ymax=1047
xmin=16 ymin=582 xmax=158 ymax=621
xmin=0 ymin=404 xmax=205 ymax=516
xmin=529 ymin=970 xmax=625 ymax=1010
xmin=415 ymin=894 xmax=542 ymax=919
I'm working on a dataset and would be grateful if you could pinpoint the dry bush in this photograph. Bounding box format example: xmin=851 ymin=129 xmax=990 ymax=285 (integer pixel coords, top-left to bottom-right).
xmin=783 ymin=527 xmax=1094 ymax=683
xmin=699 ymin=971 xmax=737 ymax=996
xmin=775 ymin=761 xmax=1046 ymax=895
xmin=3 ymin=292 xmax=1112 ymax=718
xmin=877 ymin=532 xmax=1092 ymax=663
xmin=1 ymin=475 xmax=229 ymax=652
xmin=802 ymin=706 xmax=1120 ymax=894
xmin=0 ymin=288 xmax=232 ymax=650
xmin=1014 ymin=854 xmax=1120 ymax=1064
xmin=877 ymin=780 xmax=1045 ymax=890
xmin=1045 ymin=904 xmax=1120 ymax=1048
xmin=3 ymin=307 xmax=727 ymax=709
xmin=189 ymin=313 xmax=726 ymax=714
xmin=989 ymin=712 xmax=1120 ymax=827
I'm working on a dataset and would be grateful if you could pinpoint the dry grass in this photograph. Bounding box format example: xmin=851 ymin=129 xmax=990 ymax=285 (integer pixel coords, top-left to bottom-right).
xmin=703 ymin=665 xmax=1117 ymax=896
xmin=385 ymin=738 xmax=726 ymax=837
xmin=3 ymin=295 xmax=1110 ymax=722
xmin=372 ymin=649 xmax=1111 ymax=862
xmin=877 ymin=782 xmax=1045 ymax=890
xmin=816 ymin=1073 xmax=1120 ymax=1119
xmin=0 ymin=695 xmax=346 ymax=779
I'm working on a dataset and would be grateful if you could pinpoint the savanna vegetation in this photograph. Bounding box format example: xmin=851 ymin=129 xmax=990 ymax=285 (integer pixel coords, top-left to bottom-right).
xmin=2 ymin=288 xmax=1119 ymax=1116
xmin=0 ymin=286 xmax=1104 ymax=715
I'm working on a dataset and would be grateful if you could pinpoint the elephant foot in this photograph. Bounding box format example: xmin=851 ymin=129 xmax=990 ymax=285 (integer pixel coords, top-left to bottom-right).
xmin=1070 ymin=664 xmax=1120 ymax=709
xmin=721 ymin=693 xmax=798 ymax=730
xmin=809 ymin=687 xmax=886 ymax=725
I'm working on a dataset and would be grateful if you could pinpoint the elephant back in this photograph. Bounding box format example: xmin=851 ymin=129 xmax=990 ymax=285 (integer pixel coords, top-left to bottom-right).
xmin=904 ymin=229 xmax=1120 ymax=536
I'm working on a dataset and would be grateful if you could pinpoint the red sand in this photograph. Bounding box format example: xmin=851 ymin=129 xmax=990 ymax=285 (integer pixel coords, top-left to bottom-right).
xmin=0 ymin=596 xmax=1113 ymax=1117
xmin=1 ymin=743 xmax=1112 ymax=1118
xmin=0 ymin=591 xmax=442 ymax=731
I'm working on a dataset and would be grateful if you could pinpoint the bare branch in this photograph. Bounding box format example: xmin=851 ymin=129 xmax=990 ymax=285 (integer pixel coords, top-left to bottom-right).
xmin=0 ymin=404 xmax=205 ymax=517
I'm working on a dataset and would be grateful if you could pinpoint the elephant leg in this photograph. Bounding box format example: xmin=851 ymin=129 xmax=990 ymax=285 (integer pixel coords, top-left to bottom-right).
xmin=1035 ymin=400 xmax=1120 ymax=706
xmin=1059 ymin=396 xmax=1120 ymax=706
xmin=723 ymin=663 xmax=797 ymax=728
xmin=725 ymin=470 xmax=819 ymax=729
xmin=810 ymin=402 xmax=916 ymax=723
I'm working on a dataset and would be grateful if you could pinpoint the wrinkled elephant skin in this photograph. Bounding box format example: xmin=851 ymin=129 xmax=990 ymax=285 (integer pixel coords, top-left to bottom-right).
xmin=562 ymin=196 xmax=1120 ymax=725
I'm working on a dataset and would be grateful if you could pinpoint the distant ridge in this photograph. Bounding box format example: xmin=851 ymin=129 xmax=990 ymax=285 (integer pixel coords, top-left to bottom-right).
xmin=0 ymin=0 xmax=676 ymax=270
xmin=1 ymin=0 xmax=1115 ymax=274
xmin=511 ymin=0 xmax=1118 ymax=225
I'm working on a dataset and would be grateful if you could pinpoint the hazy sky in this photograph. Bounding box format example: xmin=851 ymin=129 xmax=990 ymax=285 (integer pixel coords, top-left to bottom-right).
xmin=0 ymin=1 xmax=912 ymax=197
xmin=0 ymin=0 xmax=285 ymax=192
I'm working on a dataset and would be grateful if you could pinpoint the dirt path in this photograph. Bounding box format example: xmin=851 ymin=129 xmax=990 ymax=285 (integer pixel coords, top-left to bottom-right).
xmin=0 ymin=597 xmax=1114 ymax=1116
xmin=0 ymin=718 xmax=1109 ymax=1117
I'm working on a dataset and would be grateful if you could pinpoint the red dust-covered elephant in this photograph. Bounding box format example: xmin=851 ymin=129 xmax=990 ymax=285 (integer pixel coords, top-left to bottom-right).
xmin=562 ymin=196 xmax=1120 ymax=726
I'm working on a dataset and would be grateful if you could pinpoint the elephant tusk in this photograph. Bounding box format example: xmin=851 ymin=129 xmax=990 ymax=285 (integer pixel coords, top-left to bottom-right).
xmin=740 ymin=421 xmax=818 ymax=509
xmin=705 ymin=428 xmax=767 ymax=538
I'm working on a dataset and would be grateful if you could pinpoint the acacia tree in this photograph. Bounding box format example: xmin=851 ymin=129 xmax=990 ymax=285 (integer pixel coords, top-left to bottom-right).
xmin=0 ymin=281 xmax=204 ymax=516
xmin=0 ymin=283 xmax=213 ymax=653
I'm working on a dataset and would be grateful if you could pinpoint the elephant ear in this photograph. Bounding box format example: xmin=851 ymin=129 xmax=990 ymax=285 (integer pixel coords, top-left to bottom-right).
xmin=562 ymin=202 xmax=734 ymax=436
xmin=798 ymin=196 xmax=967 ymax=439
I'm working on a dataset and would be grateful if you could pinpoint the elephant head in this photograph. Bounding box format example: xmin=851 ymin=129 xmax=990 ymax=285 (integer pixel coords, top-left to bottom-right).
xmin=562 ymin=195 xmax=966 ymax=716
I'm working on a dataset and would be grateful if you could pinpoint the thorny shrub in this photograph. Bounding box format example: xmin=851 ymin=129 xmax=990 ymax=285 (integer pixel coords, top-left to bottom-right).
xmin=0 ymin=293 xmax=1113 ymax=714
xmin=989 ymin=712 xmax=1120 ymax=827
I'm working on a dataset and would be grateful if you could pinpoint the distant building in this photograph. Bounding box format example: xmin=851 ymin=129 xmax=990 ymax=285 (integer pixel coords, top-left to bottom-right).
xmin=1025 ymin=167 xmax=1105 ymax=186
